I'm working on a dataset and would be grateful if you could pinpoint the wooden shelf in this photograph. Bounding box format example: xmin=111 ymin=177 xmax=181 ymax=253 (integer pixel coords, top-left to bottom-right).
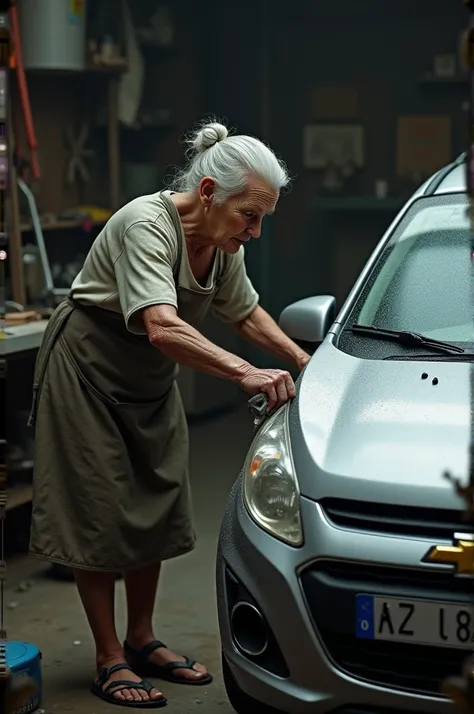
xmin=418 ymin=75 xmax=468 ymax=87
xmin=312 ymin=196 xmax=406 ymax=212
xmin=20 ymin=218 xmax=107 ymax=233
xmin=13 ymin=64 xmax=127 ymax=76
xmin=6 ymin=484 xmax=33 ymax=511
xmin=86 ymin=63 xmax=128 ymax=74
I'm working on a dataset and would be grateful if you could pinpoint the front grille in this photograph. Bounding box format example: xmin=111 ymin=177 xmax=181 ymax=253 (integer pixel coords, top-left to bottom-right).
xmin=322 ymin=632 xmax=465 ymax=695
xmin=300 ymin=560 xmax=473 ymax=696
xmin=321 ymin=497 xmax=473 ymax=540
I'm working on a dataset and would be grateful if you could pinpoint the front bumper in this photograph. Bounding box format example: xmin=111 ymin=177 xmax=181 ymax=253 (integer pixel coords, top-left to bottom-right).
xmin=216 ymin=478 xmax=466 ymax=714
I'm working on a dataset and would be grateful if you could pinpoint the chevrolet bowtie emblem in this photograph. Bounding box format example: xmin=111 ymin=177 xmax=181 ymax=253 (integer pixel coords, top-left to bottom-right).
xmin=423 ymin=536 xmax=474 ymax=576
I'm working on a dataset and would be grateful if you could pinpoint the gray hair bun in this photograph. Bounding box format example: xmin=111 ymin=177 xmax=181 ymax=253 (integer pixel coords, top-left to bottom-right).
xmin=192 ymin=122 xmax=228 ymax=152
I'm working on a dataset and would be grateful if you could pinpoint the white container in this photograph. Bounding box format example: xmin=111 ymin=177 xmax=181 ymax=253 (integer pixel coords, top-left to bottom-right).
xmin=19 ymin=0 xmax=87 ymax=71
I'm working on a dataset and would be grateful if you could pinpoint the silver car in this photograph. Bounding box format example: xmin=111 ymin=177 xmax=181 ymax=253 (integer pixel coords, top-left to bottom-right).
xmin=216 ymin=155 xmax=474 ymax=714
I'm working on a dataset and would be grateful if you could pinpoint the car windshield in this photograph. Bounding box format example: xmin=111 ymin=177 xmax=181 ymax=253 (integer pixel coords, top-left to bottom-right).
xmin=355 ymin=195 xmax=473 ymax=344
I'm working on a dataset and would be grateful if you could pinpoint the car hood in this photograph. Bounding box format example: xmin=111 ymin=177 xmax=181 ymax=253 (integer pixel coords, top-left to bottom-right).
xmin=289 ymin=340 xmax=471 ymax=510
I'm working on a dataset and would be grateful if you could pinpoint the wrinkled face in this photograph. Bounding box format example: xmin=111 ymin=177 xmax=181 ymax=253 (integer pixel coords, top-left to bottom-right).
xmin=199 ymin=176 xmax=279 ymax=254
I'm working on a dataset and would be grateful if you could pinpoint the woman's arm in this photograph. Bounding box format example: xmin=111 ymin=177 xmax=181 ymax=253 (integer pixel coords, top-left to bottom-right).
xmin=144 ymin=304 xmax=251 ymax=381
xmin=142 ymin=304 xmax=296 ymax=411
xmin=235 ymin=305 xmax=311 ymax=372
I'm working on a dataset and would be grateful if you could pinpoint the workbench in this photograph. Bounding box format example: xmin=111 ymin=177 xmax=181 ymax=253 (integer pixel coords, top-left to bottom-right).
xmin=2 ymin=319 xmax=48 ymax=511
xmin=1 ymin=319 xmax=48 ymax=356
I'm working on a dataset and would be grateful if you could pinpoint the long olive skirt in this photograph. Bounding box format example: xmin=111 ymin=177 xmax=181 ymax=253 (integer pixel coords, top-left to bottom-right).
xmin=28 ymin=301 xmax=196 ymax=572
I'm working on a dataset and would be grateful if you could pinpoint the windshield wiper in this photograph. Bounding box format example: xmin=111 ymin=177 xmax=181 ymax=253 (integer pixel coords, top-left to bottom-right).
xmin=351 ymin=324 xmax=465 ymax=354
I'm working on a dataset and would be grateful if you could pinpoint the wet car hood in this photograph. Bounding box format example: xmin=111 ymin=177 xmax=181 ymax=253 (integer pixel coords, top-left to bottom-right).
xmin=289 ymin=339 xmax=471 ymax=510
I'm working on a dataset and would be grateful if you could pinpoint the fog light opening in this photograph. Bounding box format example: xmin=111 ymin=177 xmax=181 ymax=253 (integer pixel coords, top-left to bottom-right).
xmin=230 ymin=601 xmax=269 ymax=657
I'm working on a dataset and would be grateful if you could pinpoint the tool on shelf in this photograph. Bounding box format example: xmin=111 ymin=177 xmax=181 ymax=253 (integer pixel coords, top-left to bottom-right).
xmin=17 ymin=176 xmax=73 ymax=302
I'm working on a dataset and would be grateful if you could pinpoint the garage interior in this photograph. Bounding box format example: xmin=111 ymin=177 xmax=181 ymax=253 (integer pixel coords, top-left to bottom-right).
xmin=2 ymin=1 xmax=471 ymax=712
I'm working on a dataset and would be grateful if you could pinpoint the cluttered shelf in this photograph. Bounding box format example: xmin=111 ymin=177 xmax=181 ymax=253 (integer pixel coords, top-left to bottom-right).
xmin=18 ymin=204 xmax=113 ymax=234
xmin=19 ymin=216 xmax=107 ymax=233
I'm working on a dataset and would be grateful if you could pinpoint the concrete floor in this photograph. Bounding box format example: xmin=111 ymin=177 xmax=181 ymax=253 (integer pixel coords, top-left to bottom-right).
xmin=6 ymin=402 xmax=255 ymax=714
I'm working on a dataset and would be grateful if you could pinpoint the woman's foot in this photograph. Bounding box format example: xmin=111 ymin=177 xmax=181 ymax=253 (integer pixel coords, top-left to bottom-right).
xmin=95 ymin=657 xmax=166 ymax=703
xmin=124 ymin=638 xmax=210 ymax=683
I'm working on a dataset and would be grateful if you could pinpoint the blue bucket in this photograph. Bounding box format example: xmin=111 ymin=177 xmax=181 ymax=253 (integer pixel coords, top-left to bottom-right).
xmin=6 ymin=641 xmax=42 ymax=714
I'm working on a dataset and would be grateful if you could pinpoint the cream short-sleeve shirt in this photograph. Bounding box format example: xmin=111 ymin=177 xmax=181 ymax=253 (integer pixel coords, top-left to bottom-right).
xmin=70 ymin=191 xmax=259 ymax=335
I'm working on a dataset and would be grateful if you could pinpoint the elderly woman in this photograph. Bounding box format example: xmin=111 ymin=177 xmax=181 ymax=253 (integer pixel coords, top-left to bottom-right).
xmin=28 ymin=120 xmax=310 ymax=708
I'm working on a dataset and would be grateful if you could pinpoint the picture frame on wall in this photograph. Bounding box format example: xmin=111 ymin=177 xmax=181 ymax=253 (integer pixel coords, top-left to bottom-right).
xmin=303 ymin=123 xmax=365 ymax=170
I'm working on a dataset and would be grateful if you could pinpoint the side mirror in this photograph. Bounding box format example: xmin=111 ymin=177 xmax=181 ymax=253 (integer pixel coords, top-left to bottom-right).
xmin=279 ymin=295 xmax=336 ymax=351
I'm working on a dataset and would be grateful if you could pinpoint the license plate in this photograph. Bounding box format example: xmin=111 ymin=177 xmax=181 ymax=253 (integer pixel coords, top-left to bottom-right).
xmin=356 ymin=594 xmax=474 ymax=649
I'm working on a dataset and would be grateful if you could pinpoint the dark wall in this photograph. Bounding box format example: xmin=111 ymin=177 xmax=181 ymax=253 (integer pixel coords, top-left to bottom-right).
xmin=198 ymin=0 xmax=467 ymax=318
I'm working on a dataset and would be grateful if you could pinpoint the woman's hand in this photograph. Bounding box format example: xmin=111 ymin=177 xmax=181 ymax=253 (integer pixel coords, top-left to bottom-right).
xmin=295 ymin=351 xmax=311 ymax=372
xmin=236 ymin=367 xmax=296 ymax=412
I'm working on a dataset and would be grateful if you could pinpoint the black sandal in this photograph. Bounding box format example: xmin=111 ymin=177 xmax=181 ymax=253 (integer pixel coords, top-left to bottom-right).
xmin=124 ymin=640 xmax=213 ymax=686
xmin=91 ymin=663 xmax=168 ymax=708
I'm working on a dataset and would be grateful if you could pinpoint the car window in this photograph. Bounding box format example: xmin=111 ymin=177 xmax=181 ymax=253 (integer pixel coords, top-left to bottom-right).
xmin=356 ymin=199 xmax=473 ymax=343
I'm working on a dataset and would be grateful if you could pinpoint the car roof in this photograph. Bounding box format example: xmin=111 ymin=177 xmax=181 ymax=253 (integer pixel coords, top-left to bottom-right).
xmin=423 ymin=152 xmax=466 ymax=196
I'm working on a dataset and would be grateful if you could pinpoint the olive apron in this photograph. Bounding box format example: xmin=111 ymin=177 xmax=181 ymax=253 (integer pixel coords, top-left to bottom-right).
xmin=28 ymin=227 xmax=224 ymax=572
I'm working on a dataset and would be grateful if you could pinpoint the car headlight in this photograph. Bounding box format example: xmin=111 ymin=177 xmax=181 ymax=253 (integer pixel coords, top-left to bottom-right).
xmin=243 ymin=404 xmax=303 ymax=546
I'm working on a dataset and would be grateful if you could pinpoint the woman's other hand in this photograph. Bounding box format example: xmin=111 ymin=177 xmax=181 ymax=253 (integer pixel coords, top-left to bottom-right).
xmin=295 ymin=351 xmax=311 ymax=372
